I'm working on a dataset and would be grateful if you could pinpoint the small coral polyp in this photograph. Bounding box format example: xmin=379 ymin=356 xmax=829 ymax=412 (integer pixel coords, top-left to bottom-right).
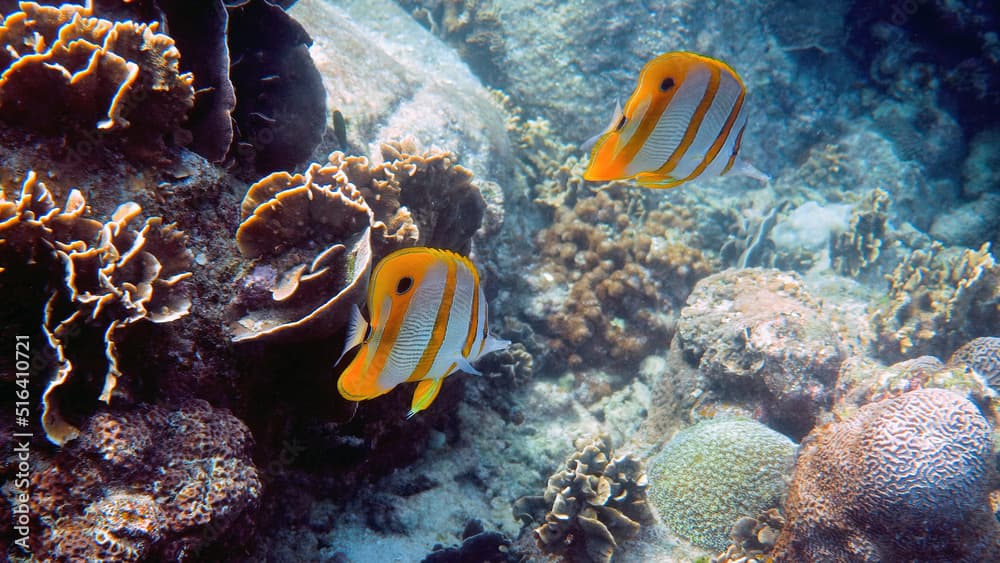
xmin=0 ymin=1 xmax=195 ymax=153
xmin=0 ymin=171 xmax=192 ymax=445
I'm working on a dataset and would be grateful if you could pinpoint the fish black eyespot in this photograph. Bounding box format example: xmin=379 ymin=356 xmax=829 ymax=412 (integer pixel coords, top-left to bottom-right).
xmin=660 ymin=77 xmax=675 ymax=91
xmin=396 ymin=276 xmax=413 ymax=294
xmin=615 ymin=115 xmax=626 ymax=131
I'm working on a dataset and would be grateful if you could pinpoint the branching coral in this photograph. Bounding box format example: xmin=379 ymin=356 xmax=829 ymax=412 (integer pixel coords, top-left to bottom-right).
xmin=513 ymin=434 xmax=652 ymax=563
xmin=22 ymin=400 xmax=260 ymax=559
xmin=772 ymin=388 xmax=1000 ymax=561
xmin=871 ymin=242 xmax=1000 ymax=363
xmin=531 ymin=186 xmax=712 ymax=371
xmin=831 ymin=188 xmax=889 ymax=278
xmin=0 ymin=172 xmax=191 ymax=445
xmin=647 ymin=419 xmax=796 ymax=551
xmin=0 ymin=1 xmax=195 ymax=156
xmin=230 ymin=142 xmax=486 ymax=343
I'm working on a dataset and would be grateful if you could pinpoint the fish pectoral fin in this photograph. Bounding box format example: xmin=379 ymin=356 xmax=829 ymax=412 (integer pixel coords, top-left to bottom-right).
xmin=406 ymin=378 xmax=444 ymax=418
xmin=456 ymin=355 xmax=482 ymax=376
xmin=335 ymin=305 xmax=368 ymax=366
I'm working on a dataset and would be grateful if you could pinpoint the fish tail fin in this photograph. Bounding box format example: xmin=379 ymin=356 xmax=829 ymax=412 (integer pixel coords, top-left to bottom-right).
xmin=731 ymin=158 xmax=771 ymax=184
xmin=406 ymin=378 xmax=444 ymax=418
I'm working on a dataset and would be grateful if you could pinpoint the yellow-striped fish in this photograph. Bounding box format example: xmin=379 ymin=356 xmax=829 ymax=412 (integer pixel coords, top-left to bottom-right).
xmin=336 ymin=247 xmax=509 ymax=417
xmin=583 ymin=51 xmax=769 ymax=189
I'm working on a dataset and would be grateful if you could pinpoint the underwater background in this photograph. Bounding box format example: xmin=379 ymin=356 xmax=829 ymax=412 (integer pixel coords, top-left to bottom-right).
xmin=0 ymin=0 xmax=999 ymax=561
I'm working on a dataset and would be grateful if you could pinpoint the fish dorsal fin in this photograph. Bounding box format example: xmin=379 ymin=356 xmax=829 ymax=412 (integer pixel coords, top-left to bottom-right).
xmin=336 ymin=304 xmax=368 ymax=365
xmin=581 ymin=98 xmax=624 ymax=153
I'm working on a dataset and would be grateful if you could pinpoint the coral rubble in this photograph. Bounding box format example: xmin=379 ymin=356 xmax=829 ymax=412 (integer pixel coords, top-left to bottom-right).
xmin=513 ymin=434 xmax=652 ymax=563
xmin=772 ymin=388 xmax=1000 ymax=561
xmin=0 ymin=172 xmax=191 ymax=445
xmin=647 ymin=418 xmax=796 ymax=551
xmin=0 ymin=1 xmax=195 ymax=158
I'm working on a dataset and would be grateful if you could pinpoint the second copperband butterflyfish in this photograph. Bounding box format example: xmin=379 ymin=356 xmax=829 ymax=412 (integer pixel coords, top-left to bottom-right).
xmin=583 ymin=51 xmax=769 ymax=189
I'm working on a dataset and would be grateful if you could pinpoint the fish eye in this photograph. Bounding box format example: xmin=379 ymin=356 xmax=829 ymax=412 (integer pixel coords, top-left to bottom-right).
xmin=660 ymin=77 xmax=675 ymax=91
xmin=396 ymin=276 xmax=413 ymax=294
xmin=615 ymin=115 xmax=626 ymax=131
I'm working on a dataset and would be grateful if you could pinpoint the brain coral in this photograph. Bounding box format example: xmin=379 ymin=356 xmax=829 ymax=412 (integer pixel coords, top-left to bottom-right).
xmin=948 ymin=336 xmax=1000 ymax=388
xmin=647 ymin=418 xmax=796 ymax=551
xmin=0 ymin=2 xmax=195 ymax=156
xmin=772 ymin=388 xmax=1000 ymax=561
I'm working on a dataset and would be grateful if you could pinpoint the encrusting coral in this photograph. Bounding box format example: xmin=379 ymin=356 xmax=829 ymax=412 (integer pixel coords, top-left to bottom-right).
xmin=711 ymin=508 xmax=784 ymax=563
xmin=671 ymin=269 xmax=847 ymax=438
xmin=773 ymin=388 xmax=1000 ymax=561
xmin=20 ymin=400 xmax=261 ymax=560
xmin=0 ymin=1 xmax=195 ymax=158
xmin=871 ymin=242 xmax=1000 ymax=363
xmin=530 ymin=185 xmax=712 ymax=372
xmin=512 ymin=434 xmax=653 ymax=563
xmin=0 ymin=172 xmax=191 ymax=445
xmin=647 ymin=418 xmax=796 ymax=551
xmin=230 ymin=141 xmax=486 ymax=343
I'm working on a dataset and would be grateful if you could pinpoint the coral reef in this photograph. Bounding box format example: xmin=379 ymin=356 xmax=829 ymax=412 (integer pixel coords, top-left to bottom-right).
xmin=0 ymin=172 xmax=191 ymax=444
xmin=672 ymin=269 xmax=847 ymax=438
xmin=513 ymin=434 xmax=653 ymax=563
xmin=230 ymin=141 xmax=485 ymax=342
xmin=17 ymin=400 xmax=260 ymax=560
xmin=711 ymin=508 xmax=784 ymax=563
xmin=719 ymin=201 xmax=792 ymax=269
xmin=422 ymin=519 xmax=521 ymax=563
xmin=830 ymin=188 xmax=890 ymax=278
xmin=948 ymin=336 xmax=1000 ymax=388
xmin=871 ymin=242 xmax=1000 ymax=363
xmin=772 ymin=388 xmax=1000 ymax=561
xmin=528 ymin=186 xmax=712 ymax=372
xmin=647 ymin=418 xmax=796 ymax=551
xmin=0 ymin=1 xmax=195 ymax=159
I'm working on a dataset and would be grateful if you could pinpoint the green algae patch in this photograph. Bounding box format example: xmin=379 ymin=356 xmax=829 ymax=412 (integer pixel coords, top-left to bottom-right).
xmin=648 ymin=418 xmax=796 ymax=550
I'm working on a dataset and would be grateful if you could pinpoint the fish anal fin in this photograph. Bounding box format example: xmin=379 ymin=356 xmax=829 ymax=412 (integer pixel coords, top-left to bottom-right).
xmin=456 ymin=355 xmax=482 ymax=376
xmin=406 ymin=378 xmax=444 ymax=418
xmin=636 ymin=173 xmax=684 ymax=189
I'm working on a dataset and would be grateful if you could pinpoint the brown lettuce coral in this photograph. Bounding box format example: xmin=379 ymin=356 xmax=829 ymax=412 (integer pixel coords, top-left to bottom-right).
xmin=513 ymin=434 xmax=653 ymax=563
xmin=871 ymin=242 xmax=1000 ymax=363
xmin=0 ymin=172 xmax=191 ymax=445
xmin=0 ymin=1 xmax=195 ymax=156
xmin=230 ymin=142 xmax=486 ymax=343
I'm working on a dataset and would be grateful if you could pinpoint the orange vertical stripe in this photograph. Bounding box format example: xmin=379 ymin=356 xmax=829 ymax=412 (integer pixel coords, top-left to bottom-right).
xmin=722 ymin=122 xmax=748 ymax=175
xmin=650 ymin=64 xmax=721 ymax=177
xmin=670 ymin=82 xmax=745 ymax=184
xmin=462 ymin=270 xmax=480 ymax=358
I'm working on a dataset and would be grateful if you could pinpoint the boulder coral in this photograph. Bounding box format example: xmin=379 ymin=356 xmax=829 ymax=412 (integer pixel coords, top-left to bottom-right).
xmin=230 ymin=141 xmax=486 ymax=343
xmin=871 ymin=242 xmax=1000 ymax=363
xmin=671 ymin=269 xmax=848 ymax=438
xmin=0 ymin=172 xmax=191 ymax=445
xmin=0 ymin=1 xmax=195 ymax=157
xmin=15 ymin=399 xmax=260 ymax=560
xmin=512 ymin=434 xmax=653 ymax=563
xmin=772 ymin=388 xmax=1000 ymax=562
xmin=647 ymin=418 xmax=796 ymax=551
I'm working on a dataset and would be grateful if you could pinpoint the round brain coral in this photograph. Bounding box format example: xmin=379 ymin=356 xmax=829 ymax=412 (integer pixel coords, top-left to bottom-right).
xmin=647 ymin=418 xmax=796 ymax=550
xmin=773 ymin=388 xmax=1000 ymax=561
